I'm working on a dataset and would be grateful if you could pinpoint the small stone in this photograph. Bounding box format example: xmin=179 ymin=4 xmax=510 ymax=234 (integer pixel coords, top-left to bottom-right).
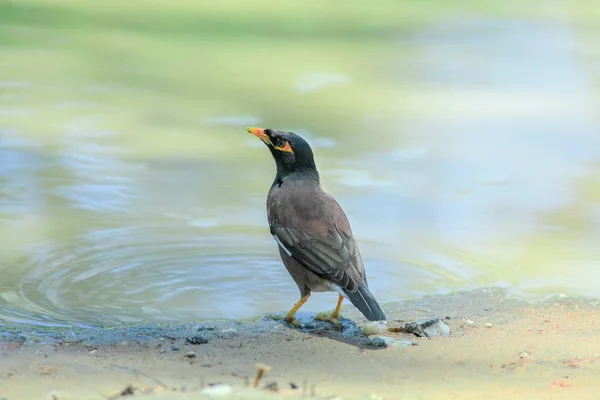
xmin=184 ymin=351 xmax=197 ymax=359
xmin=170 ymin=346 xmax=180 ymax=351
xmin=518 ymin=352 xmax=530 ymax=359
xmin=88 ymin=349 xmax=97 ymax=355
xmin=551 ymin=378 xmax=571 ymax=387
xmin=201 ymin=384 xmax=233 ymax=396
xmin=463 ymin=319 xmax=475 ymax=325
xmin=218 ymin=328 xmax=238 ymax=339
xmin=362 ymin=321 xmax=388 ymax=336
xmin=369 ymin=336 xmax=416 ymax=349
xmin=403 ymin=318 xmax=450 ymax=338
xmin=263 ymin=381 xmax=278 ymax=392
xmin=119 ymin=386 xmax=135 ymax=396
xmin=186 ymin=335 xmax=209 ymax=345
xmin=197 ymin=326 xmax=217 ymax=332
xmin=485 ymin=323 xmax=493 ymax=328
xmin=46 ymin=391 xmax=60 ymax=400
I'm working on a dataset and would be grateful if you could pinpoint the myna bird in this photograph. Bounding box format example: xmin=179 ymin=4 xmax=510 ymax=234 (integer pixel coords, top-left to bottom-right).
xmin=247 ymin=127 xmax=387 ymax=326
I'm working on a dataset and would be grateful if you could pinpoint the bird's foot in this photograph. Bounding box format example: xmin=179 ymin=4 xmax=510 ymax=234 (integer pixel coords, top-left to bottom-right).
xmin=283 ymin=317 xmax=303 ymax=328
xmin=315 ymin=311 xmax=342 ymax=329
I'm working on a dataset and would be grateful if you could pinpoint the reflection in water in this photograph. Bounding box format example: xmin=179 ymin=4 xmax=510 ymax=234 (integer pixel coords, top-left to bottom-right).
xmin=58 ymin=124 xmax=139 ymax=212
xmin=1 ymin=11 xmax=599 ymax=327
xmin=403 ymin=18 xmax=600 ymax=298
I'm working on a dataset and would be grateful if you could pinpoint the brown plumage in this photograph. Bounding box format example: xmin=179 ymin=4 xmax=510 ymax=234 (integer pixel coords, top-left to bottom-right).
xmin=248 ymin=127 xmax=387 ymax=326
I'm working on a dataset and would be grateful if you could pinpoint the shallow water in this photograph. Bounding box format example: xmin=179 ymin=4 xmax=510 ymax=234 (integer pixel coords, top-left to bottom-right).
xmin=1 ymin=2 xmax=599 ymax=327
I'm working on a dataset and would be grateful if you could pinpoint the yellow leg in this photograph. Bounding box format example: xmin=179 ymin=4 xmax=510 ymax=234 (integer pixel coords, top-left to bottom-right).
xmin=284 ymin=293 xmax=310 ymax=327
xmin=315 ymin=295 xmax=344 ymax=327
xmin=331 ymin=295 xmax=344 ymax=321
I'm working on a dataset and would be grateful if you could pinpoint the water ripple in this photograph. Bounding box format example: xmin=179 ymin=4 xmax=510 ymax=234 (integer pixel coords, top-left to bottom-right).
xmin=0 ymin=224 xmax=290 ymax=326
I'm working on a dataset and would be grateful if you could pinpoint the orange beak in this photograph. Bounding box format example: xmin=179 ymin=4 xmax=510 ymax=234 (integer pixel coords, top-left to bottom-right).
xmin=247 ymin=127 xmax=272 ymax=145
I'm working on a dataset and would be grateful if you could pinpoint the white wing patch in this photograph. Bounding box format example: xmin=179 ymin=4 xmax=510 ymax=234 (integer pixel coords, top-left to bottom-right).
xmin=331 ymin=283 xmax=349 ymax=300
xmin=273 ymin=234 xmax=292 ymax=256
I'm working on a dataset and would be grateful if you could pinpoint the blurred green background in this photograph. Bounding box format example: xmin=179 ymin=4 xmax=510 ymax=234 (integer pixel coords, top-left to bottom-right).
xmin=1 ymin=0 xmax=599 ymax=326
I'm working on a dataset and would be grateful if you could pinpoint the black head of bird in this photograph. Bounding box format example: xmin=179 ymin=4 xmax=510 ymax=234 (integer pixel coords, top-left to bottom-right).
xmin=247 ymin=127 xmax=319 ymax=183
xmin=247 ymin=126 xmax=387 ymax=327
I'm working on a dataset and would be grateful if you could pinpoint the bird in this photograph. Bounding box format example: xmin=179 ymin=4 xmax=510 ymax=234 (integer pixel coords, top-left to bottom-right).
xmin=247 ymin=127 xmax=387 ymax=327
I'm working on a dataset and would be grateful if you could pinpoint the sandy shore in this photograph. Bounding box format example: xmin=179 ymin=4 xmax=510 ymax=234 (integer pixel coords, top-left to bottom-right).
xmin=2 ymin=287 xmax=600 ymax=400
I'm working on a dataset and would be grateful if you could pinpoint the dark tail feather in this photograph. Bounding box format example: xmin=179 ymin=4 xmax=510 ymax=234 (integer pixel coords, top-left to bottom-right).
xmin=344 ymin=284 xmax=387 ymax=321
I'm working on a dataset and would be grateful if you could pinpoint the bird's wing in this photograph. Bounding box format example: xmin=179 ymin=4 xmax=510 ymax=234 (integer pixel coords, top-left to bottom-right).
xmin=270 ymin=223 xmax=364 ymax=292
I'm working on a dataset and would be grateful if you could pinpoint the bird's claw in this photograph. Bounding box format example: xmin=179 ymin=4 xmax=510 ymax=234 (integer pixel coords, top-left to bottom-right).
xmin=315 ymin=311 xmax=342 ymax=328
xmin=284 ymin=317 xmax=303 ymax=328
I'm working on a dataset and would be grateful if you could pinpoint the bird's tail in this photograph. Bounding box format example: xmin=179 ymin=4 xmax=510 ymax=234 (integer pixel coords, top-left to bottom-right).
xmin=344 ymin=284 xmax=387 ymax=322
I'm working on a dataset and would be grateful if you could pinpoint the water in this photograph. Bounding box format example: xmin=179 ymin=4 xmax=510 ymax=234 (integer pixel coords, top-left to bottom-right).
xmin=1 ymin=1 xmax=599 ymax=327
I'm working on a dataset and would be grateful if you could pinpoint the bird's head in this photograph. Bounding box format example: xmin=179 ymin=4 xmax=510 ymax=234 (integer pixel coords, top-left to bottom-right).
xmin=247 ymin=127 xmax=319 ymax=181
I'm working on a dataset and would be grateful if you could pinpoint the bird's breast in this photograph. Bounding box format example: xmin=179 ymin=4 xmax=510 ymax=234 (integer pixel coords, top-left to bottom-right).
xmin=266 ymin=182 xmax=352 ymax=239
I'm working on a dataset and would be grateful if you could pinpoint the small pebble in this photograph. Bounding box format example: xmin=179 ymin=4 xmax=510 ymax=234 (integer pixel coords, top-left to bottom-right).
xmin=119 ymin=386 xmax=135 ymax=396
xmin=485 ymin=323 xmax=493 ymax=328
xmin=263 ymin=381 xmax=279 ymax=392
xmin=45 ymin=391 xmax=62 ymax=400
xmin=362 ymin=321 xmax=388 ymax=336
xmin=463 ymin=319 xmax=475 ymax=325
xmin=218 ymin=328 xmax=239 ymax=339
xmin=184 ymin=351 xmax=197 ymax=359
xmin=197 ymin=326 xmax=217 ymax=332
xmin=88 ymin=349 xmax=97 ymax=355
xmin=404 ymin=318 xmax=450 ymax=338
xmin=170 ymin=346 xmax=180 ymax=351
xmin=369 ymin=336 xmax=416 ymax=349
xmin=201 ymin=384 xmax=233 ymax=396
xmin=186 ymin=335 xmax=209 ymax=345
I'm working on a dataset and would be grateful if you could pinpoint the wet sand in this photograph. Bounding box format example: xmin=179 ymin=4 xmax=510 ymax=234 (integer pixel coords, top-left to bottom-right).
xmin=1 ymin=287 xmax=600 ymax=400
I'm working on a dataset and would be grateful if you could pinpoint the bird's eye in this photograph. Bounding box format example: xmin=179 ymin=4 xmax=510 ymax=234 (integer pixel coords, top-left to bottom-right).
xmin=273 ymin=137 xmax=294 ymax=153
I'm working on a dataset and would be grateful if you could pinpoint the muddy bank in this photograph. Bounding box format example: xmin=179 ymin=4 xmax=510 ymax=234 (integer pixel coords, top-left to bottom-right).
xmin=2 ymin=288 xmax=600 ymax=399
